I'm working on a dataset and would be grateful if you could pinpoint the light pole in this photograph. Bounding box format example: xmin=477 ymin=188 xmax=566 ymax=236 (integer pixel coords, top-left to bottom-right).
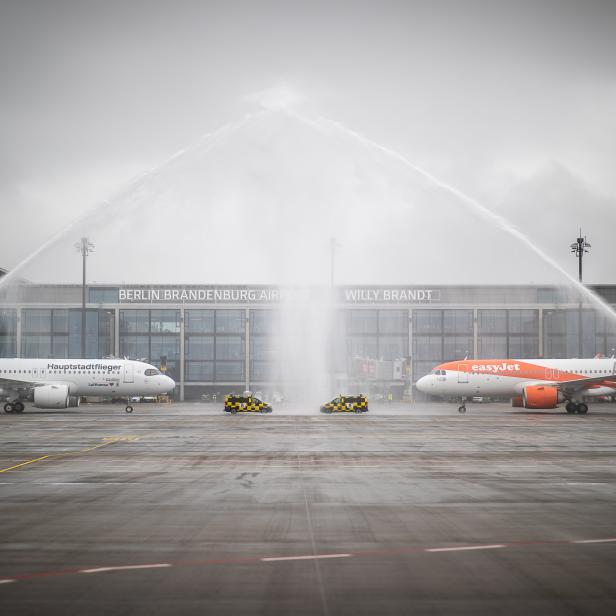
xmin=75 ymin=237 xmax=94 ymax=358
xmin=329 ymin=237 xmax=340 ymax=394
xmin=570 ymin=230 xmax=590 ymax=358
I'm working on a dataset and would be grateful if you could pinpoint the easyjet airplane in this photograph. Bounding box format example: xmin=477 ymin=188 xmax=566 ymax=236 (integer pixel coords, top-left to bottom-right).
xmin=0 ymin=358 xmax=175 ymax=414
xmin=416 ymin=358 xmax=616 ymax=414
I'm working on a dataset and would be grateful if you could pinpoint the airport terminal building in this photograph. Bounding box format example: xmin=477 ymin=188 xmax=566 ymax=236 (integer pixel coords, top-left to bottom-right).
xmin=1 ymin=283 xmax=615 ymax=400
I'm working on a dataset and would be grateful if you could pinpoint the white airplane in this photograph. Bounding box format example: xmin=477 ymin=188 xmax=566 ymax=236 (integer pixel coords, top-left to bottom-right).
xmin=0 ymin=358 xmax=175 ymax=414
xmin=416 ymin=357 xmax=616 ymax=414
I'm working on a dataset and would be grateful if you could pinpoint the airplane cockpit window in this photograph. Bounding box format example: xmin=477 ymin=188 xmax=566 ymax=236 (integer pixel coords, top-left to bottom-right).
xmin=144 ymin=368 xmax=161 ymax=376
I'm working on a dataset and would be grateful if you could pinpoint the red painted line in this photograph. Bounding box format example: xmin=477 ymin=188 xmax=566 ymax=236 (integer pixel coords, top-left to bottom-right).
xmin=2 ymin=537 xmax=615 ymax=586
xmin=80 ymin=563 xmax=171 ymax=574
xmin=425 ymin=544 xmax=505 ymax=553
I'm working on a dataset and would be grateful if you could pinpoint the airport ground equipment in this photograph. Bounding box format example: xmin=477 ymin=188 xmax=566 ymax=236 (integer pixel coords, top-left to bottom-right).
xmin=224 ymin=394 xmax=273 ymax=414
xmin=320 ymin=394 xmax=369 ymax=414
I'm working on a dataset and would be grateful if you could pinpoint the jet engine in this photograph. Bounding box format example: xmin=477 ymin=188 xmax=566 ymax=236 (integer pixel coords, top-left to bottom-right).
xmin=68 ymin=395 xmax=81 ymax=408
xmin=521 ymin=385 xmax=563 ymax=409
xmin=34 ymin=384 xmax=70 ymax=409
xmin=511 ymin=396 xmax=523 ymax=407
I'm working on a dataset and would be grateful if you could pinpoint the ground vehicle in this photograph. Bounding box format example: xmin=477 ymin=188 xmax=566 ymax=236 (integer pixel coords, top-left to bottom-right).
xmin=320 ymin=394 xmax=369 ymax=414
xmin=223 ymin=393 xmax=273 ymax=414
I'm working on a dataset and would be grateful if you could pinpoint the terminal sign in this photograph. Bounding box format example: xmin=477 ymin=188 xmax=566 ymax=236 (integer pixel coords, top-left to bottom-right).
xmin=343 ymin=288 xmax=440 ymax=303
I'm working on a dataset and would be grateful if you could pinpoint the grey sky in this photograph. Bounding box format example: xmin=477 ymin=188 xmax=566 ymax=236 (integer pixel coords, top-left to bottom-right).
xmin=1 ymin=0 xmax=615 ymax=283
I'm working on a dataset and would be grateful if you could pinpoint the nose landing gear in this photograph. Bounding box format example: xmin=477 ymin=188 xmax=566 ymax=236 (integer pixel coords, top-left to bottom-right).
xmin=458 ymin=398 xmax=467 ymax=414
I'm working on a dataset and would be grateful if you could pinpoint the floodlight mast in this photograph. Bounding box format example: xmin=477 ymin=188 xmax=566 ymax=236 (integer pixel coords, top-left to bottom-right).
xmin=570 ymin=230 xmax=590 ymax=358
xmin=75 ymin=237 xmax=95 ymax=358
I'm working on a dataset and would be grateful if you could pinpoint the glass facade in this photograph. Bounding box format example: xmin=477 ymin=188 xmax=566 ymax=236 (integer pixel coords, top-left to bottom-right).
xmin=544 ymin=310 xmax=616 ymax=358
xmin=184 ymin=309 xmax=245 ymax=382
xmin=477 ymin=309 xmax=538 ymax=359
xmin=21 ymin=309 xmax=113 ymax=359
xmin=0 ymin=309 xmax=17 ymax=357
xmin=3 ymin=284 xmax=616 ymax=400
xmin=413 ymin=310 xmax=473 ymax=381
xmin=120 ymin=309 xmax=180 ymax=379
xmin=346 ymin=309 xmax=408 ymax=362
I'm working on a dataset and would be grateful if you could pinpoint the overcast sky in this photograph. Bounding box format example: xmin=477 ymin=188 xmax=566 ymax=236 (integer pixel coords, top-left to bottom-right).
xmin=1 ymin=0 xmax=615 ymax=284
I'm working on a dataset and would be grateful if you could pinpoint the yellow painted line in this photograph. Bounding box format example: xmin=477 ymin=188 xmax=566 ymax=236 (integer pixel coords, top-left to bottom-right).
xmin=0 ymin=437 xmax=138 ymax=474
xmin=0 ymin=455 xmax=51 ymax=473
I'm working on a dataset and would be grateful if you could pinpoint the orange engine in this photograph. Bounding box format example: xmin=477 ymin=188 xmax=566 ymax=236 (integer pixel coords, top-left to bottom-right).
xmin=511 ymin=396 xmax=523 ymax=407
xmin=522 ymin=385 xmax=562 ymax=409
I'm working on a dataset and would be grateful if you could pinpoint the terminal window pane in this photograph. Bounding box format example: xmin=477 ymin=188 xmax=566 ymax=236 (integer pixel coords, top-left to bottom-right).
xmin=52 ymin=336 xmax=69 ymax=358
xmin=186 ymin=361 xmax=214 ymax=381
xmin=250 ymin=310 xmax=277 ymax=334
xmin=89 ymin=287 xmax=119 ymax=303
xmin=22 ymin=335 xmax=52 ymax=358
xmin=443 ymin=336 xmax=473 ymax=360
xmin=347 ymin=310 xmax=378 ymax=335
xmin=443 ymin=310 xmax=473 ymax=334
xmin=478 ymin=335 xmax=507 ymax=358
xmin=151 ymin=310 xmax=180 ymax=333
xmin=250 ymin=336 xmax=276 ymax=361
xmin=186 ymin=310 xmax=215 ymax=333
xmin=0 ymin=336 xmax=16 ymax=357
xmin=378 ymin=310 xmax=407 ymax=334
xmin=119 ymin=335 xmax=150 ymax=360
xmin=216 ymin=336 xmax=244 ymax=360
xmin=509 ymin=336 xmax=538 ymax=358
xmin=151 ymin=335 xmax=180 ymax=361
xmin=216 ymin=362 xmax=244 ymax=381
xmin=414 ymin=310 xmax=442 ymax=334
xmin=0 ymin=310 xmax=16 ymax=335
xmin=347 ymin=336 xmax=378 ymax=358
xmin=251 ymin=361 xmax=274 ymax=381
xmin=216 ymin=310 xmax=245 ymax=334
xmin=378 ymin=336 xmax=408 ymax=360
xmin=543 ymin=311 xmax=566 ymax=335
xmin=478 ymin=310 xmax=507 ymax=334
xmin=544 ymin=336 xmax=566 ymax=358
xmin=414 ymin=360 xmax=438 ymax=381
xmin=120 ymin=310 xmax=150 ymax=333
xmin=509 ymin=310 xmax=538 ymax=334
xmin=23 ymin=309 xmax=51 ymax=332
xmin=185 ymin=336 xmax=214 ymax=360
xmin=52 ymin=310 xmax=69 ymax=333
xmin=413 ymin=336 xmax=442 ymax=361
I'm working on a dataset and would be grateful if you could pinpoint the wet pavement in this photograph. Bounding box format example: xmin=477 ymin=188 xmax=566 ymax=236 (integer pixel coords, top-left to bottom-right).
xmin=1 ymin=401 xmax=615 ymax=615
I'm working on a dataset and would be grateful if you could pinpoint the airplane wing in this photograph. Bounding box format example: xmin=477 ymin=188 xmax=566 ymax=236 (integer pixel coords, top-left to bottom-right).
xmin=557 ymin=373 xmax=616 ymax=394
xmin=0 ymin=376 xmax=55 ymax=390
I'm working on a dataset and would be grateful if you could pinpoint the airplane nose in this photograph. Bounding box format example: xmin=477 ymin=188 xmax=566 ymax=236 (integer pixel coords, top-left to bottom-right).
xmin=163 ymin=375 xmax=176 ymax=392
xmin=416 ymin=375 xmax=431 ymax=392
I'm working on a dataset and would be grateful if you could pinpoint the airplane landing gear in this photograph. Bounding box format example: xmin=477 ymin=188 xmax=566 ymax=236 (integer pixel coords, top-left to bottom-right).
xmin=565 ymin=401 xmax=589 ymax=414
xmin=125 ymin=405 xmax=134 ymax=414
xmin=458 ymin=398 xmax=467 ymax=414
xmin=13 ymin=401 xmax=24 ymax=413
xmin=4 ymin=402 xmax=14 ymax=413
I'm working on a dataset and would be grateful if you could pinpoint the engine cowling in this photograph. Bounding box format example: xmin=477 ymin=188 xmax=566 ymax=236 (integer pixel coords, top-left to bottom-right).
xmin=522 ymin=385 xmax=563 ymax=409
xmin=34 ymin=384 xmax=69 ymax=409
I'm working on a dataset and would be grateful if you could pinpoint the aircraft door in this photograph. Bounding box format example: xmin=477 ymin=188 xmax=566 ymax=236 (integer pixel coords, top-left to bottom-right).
xmin=457 ymin=364 xmax=469 ymax=383
xmin=123 ymin=363 xmax=134 ymax=383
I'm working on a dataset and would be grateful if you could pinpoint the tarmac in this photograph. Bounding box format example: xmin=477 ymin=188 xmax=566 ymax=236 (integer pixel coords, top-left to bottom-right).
xmin=1 ymin=400 xmax=616 ymax=615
